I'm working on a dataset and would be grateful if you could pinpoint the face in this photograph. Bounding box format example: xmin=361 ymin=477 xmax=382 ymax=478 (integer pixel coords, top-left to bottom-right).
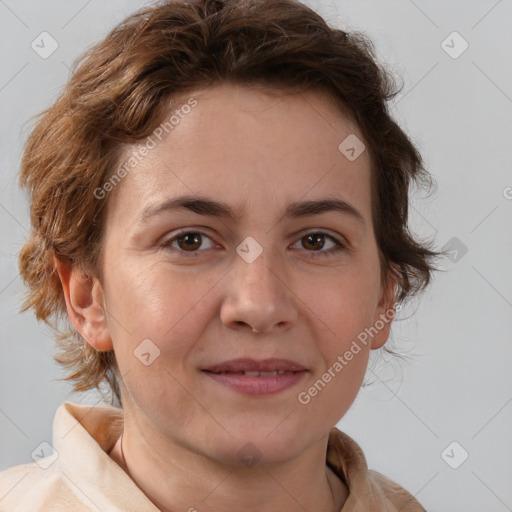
xmin=86 ymin=83 xmax=394 ymax=467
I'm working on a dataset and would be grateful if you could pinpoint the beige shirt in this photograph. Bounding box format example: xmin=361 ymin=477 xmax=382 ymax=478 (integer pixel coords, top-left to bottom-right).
xmin=0 ymin=402 xmax=426 ymax=511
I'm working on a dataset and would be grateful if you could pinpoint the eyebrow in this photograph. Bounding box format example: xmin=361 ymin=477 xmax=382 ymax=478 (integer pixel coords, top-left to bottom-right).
xmin=137 ymin=195 xmax=366 ymax=226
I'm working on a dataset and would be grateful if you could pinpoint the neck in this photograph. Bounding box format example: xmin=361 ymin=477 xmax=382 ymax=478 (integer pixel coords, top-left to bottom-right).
xmin=109 ymin=429 xmax=348 ymax=512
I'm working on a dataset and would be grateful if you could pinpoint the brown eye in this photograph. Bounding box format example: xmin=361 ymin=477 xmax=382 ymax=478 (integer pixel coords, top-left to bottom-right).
xmin=161 ymin=230 xmax=216 ymax=256
xmin=302 ymin=233 xmax=327 ymax=251
xmin=292 ymin=231 xmax=346 ymax=258
xmin=176 ymin=232 xmax=203 ymax=251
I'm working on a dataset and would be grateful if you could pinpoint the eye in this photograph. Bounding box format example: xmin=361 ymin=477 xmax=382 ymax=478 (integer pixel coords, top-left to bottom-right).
xmin=291 ymin=231 xmax=346 ymax=257
xmin=160 ymin=230 xmax=216 ymax=256
xmin=160 ymin=229 xmax=347 ymax=258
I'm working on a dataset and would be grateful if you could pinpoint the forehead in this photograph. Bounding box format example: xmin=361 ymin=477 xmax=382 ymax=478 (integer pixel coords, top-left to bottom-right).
xmin=106 ymin=83 xmax=373 ymax=227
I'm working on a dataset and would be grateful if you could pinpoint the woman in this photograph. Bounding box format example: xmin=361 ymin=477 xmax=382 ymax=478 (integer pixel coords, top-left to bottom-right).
xmin=0 ymin=0 xmax=439 ymax=510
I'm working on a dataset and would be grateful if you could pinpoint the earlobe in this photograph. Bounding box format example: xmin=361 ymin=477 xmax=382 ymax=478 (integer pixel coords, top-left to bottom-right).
xmin=53 ymin=255 xmax=113 ymax=352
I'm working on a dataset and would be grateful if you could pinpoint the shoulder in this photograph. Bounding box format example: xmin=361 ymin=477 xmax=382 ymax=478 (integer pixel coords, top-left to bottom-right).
xmin=0 ymin=400 xmax=123 ymax=512
xmin=326 ymin=427 xmax=427 ymax=511
xmin=367 ymin=469 xmax=427 ymax=512
xmin=0 ymin=460 xmax=91 ymax=512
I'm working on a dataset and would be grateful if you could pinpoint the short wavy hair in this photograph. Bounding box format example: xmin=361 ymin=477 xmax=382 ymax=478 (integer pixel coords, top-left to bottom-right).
xmin=18 ymin=0 xmax=440 ymax=408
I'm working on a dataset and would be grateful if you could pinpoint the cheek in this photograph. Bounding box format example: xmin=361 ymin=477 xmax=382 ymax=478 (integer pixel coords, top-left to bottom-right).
xmin=305 ymin=256 xmax=382 ymax=396
xmin=105 ymin=263 xmax=212 ymax=420
xmin=310 ymin=261 xmax=382 ymax=340
xmin=296 ymin=271 xmax=377 ymax=424
xmin=106 ymin=260 xmax=218 ymax=364
xmin=112 ymin=260 xmax=183 ymax=322
xmin=113 ymin=271 xmax=165 ymax=333
xmin=297 ymin=350 xmax=369 ymax=430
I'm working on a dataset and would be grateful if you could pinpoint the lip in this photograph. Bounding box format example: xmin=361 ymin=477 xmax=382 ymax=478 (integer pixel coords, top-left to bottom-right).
xmin=202 ymin=358 xmax=307 ymax=396
xmin=203 ymin=358 xmax=306 ymax=373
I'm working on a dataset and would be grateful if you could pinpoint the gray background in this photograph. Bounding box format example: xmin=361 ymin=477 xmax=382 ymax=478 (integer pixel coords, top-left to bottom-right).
xmin=1 ymin=1 xmax=511 ymax=511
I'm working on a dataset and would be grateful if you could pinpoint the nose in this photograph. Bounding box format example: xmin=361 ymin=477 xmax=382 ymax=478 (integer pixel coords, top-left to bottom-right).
xmin=220 ymin=248 xmax=298 ymax=335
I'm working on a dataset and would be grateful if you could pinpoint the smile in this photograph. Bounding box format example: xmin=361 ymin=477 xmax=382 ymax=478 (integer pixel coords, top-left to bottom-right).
xmin=202 ymin=369 xmax=307 ymax=396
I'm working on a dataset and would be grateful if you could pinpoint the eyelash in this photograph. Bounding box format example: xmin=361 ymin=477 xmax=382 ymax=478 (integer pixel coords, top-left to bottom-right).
xmin=160 ymin=229 xmax=347 ymax=258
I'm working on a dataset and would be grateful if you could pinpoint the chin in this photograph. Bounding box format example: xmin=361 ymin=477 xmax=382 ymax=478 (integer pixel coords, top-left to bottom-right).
xmin=199 ymin=423 xmax=313 ymax=469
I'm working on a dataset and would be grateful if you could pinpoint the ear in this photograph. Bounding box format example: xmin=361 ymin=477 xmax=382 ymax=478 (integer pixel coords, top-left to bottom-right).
xmin=370 ymin=269 xmax=398 ymax=350
xmin=54 ymin=255 xmax=113 ymax=351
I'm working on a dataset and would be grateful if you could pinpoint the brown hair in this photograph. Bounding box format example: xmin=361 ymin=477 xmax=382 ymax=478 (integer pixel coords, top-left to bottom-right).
xmin=18 ymin=0 xmax=440 ymax=408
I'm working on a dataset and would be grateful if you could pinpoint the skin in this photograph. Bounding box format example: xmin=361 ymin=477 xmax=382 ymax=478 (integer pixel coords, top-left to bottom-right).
xmin=56 ymin=83 xmax=396 ymax=512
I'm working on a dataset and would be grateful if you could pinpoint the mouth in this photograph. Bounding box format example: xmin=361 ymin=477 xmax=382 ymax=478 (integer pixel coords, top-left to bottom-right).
xmin=206 ymin=370 xmax=296 ymax=376
xmin=202 ymin=358 xmax=307 ymax=396
xmin=203 ymin=357 xmax=306 ymax=373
